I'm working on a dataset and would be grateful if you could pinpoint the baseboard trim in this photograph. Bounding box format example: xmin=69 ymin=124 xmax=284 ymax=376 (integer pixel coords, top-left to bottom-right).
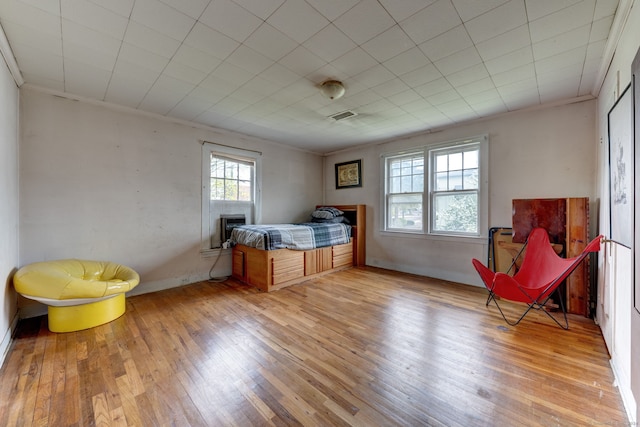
xmin=0 ymin=311 xmax=19 ymax=368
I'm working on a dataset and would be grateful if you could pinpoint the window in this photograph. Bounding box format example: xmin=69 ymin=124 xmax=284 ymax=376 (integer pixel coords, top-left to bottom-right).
xmin=201 ymin=143 xmax=261 ymax=251
xmin=383 ymin=135 xmax=487 ymax=237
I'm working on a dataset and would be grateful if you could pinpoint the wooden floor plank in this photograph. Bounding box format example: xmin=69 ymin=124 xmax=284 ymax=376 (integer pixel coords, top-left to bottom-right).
xmin=0 ymin=267 xmax=629 ymax=426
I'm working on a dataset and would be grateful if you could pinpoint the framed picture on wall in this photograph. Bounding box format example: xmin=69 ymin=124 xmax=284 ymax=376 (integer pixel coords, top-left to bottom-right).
xmin=608 ymin=83 xmax=632 ymax=249
xmin=335 ymin=159 xmax=362 ymax=189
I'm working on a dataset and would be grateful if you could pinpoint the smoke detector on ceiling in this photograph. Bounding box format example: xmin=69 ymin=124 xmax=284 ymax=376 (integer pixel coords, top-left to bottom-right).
xmin=329 ymin=110 xmax=357 ymax=121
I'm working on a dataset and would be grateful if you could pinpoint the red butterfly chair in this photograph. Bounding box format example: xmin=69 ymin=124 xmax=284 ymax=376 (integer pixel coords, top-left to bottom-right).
xmin=472 ymin=228 xmax=602 ymax=329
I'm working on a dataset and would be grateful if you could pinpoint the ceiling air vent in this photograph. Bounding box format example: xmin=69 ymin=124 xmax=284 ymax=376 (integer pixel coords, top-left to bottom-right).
xmin=329 ymin=110 xmax=357 ymax=121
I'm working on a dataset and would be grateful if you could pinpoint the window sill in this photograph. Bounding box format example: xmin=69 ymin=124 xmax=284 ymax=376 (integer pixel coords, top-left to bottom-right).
xmin=380 ymin=230 xmax=486 ymax=244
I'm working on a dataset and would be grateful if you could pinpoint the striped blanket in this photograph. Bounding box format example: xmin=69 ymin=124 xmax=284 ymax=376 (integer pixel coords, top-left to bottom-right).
xmin=230 ymin=223 xmax=351 ymax=251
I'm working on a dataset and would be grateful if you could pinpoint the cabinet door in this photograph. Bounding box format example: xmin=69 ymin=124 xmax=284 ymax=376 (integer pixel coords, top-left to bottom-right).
xmin=232 ymin=249 xmax=245 ymax=281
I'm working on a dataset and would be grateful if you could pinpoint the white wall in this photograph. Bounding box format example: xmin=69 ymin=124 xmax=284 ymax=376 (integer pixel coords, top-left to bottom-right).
xmin=0 ymin=51 xmax=19 ymax=360
xmin=19 ymin=89 xmax=323 ymax=308
xmin=595 ymin=1 xmax=640 ymax=422
xmin=324 ymin=100 xmax=597 ymax=286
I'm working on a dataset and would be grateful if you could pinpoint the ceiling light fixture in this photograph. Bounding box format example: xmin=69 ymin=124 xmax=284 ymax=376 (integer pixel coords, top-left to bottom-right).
xmin=320 ymin=80 xmax=345 ymax=100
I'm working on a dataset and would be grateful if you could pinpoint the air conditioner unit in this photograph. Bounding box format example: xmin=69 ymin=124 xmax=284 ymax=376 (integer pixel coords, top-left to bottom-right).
xmin=220 ymin=214 xmax=246 ymax=244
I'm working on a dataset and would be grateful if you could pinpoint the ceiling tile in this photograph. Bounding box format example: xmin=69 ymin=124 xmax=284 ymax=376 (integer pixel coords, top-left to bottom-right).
xmin=163 ymin=61 xmax=208 ymax=85
xmin=63 ymin=57 xmax=112 ymax=99
xmin=0 ymin=21 xmax=62 ymax=54
xmin=362 ymin=25 xmax=415 ymax=63
xmin=534 ymin=45 xmax=586 ymax=75
xmin=450 ymin=0 xmax=510 ymax=21
xmin=590 ymin=15 xmax=614 ymax=43
xmin=532 ymin=24 xmax=590 ymax=60
xmin=183 ymin=22 xmax=239 ymax=60
xmin=88 ymin=0 xmax=135 ymax=18
xmin=593 ymin=0 xmax=618 ymax=20
xmin=259 ymin=63 xmax=302 ymax=87
xmin=303 ymin=24 xmax=357 ymax=63
xmin=266 ymin=0 xmax=329 ymax=44
xmin=415 ymin=77 xmax=454 ymax=97
xmin=377 ymin=0 xmax=434 ymax=22
xmin=386 ymin=89 xmax=422 ymax=106
xmin=104 ymin=72 xmax=154 ymax=107
xmin=529 ymin=0 xmax=595 ymax=43
xmin=304 ymin=0 xmax=360 ymax=21
xmin=62 ymin=19 xmax=121 ymax=59
xmin=200 ymin=0 xmax=263 ymax=43
xmin=434 ymin=46 xmax=482 ymax=75
xmin=352 ymin=64 xmax=396 ymax=88
xmin=330 ymin=47 xmax=378 ymax=78
xmin=231 ymin=0 xmax=285 ymax=20
xmin=491 ymin=63 xmax=536 ymax=87
xmin=484 ymin=46 xmax=533 ymax=74
xmin=244 ymin=23 xmax=298 ymax=62
xmin=278 ymin=45 xmax=327 ymax=77
xmin=371 ymin=78 xmax=411 ymax=98
xmin=445 ymin=63 xmax=489 ymax=87
xmin=383 ymin=47 xmax=431 ymax=76
xmin=401 ymin=0 xmax=462 ymax=45
xmin=419 ymin=25 xmax=473 ymax=62
xmin=124 ymin=21 xmax=182 ymax=58
xmin=169 ymin=95 xmax=214 ymax=121
xmin=524 ymin=0 xmax=582 ymax=21
xmin=172 ymin=44 xmax=222 ymax=74
xmin=464 ymin=0 xmax=527 ymax=43
xmin=61 ymin=0 xmax=129 ymax=40
xmin=475 ymin=24 xmax=530 ymax=61
xmin=9 ymin=41 xmax=63 ymax=82
xmin=400 ymin=63 xmax=442 ymax=87
xmin=15 ymin=0 xmax=61 ymax=15
xmin=456 ymin=77 xmax=496 ymax=96
xmin=333 ymin=0 xmax=395 ymax=45
xmin=116 ymin=42 xmax=170 ymax=74
xmin=225 ymin=45 xmax=275 ymax=76
xmin=157 ymin=0 xmax=210 ymax=19
xmin=0 ymin=1 xmax=61 ymax=35
xmin=130 ymin=0 xmax=195 ymax=41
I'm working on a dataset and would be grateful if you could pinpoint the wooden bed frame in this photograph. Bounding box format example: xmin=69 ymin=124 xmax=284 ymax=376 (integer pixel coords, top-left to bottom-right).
xmin=231 ymin=204 xmax=365 ymax=292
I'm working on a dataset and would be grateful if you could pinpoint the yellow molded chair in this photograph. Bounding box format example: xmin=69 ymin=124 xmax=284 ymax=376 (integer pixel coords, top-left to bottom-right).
xmin=14 ymin=259 xmax=140 ymax=333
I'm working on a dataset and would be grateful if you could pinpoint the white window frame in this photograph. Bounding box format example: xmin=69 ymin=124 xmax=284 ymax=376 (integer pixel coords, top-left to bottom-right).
xmin=201 ymin=142 xmax=262 ymax=253
xmin=381 ymin=135 xmax=488 ymax=239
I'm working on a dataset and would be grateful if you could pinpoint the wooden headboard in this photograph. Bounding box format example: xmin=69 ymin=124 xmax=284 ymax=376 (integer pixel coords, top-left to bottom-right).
xmin=316 ymin=204 xmax=366 ymax=266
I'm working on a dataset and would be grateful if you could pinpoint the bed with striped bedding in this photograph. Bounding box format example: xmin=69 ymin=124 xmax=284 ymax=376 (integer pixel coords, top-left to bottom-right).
xmin=230 ymin=222 xmax=351 ymax=251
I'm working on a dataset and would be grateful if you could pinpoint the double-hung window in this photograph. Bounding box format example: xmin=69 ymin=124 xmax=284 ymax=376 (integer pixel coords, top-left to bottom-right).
xmin=201 ymin=142 xmax=261 ymax=251
xmin=383 ymin=135 xmax=487 ymax=237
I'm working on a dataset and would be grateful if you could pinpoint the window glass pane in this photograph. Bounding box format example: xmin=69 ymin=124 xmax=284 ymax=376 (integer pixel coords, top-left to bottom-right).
xmin=225 ymin=163 xmax=237 ymax=179
xmin=401 ymin=176 xmax=412 ymax=191
xmin=238 ymin=164 xmax=251 ymax=180
xmin=412 ymin=174 xmax=424 ymax=192
xmin=238 ymin=180 xmax=251 ymax=201
xmin=225 ymin=180 xmax=238 ymax=199
xmin=436 ymin=172 xmax=448 ymax=190
xmin=449 ymin=152 xmax=462 ymax=170
xmin=390 ymin=176 xmax=401 ymax=193
xmin=388 ymin=194 xmax=422 ymax=230
xmin=449 ymin=172 xmax=463 ymax=190
xmin=463 ymin=169 xmax=478 ymax=189
xmin=211 ymin=178 xmax=224 ymax=200
xmin=436 ymin=154 xmax=448 ymax=172
xmin=464 ymin=150 xmax=478 ymax=168
xmin=390 ymin=162 xmax=401 ymax=177
xmin=433 ymin=193 xmax=478 ymax=233
xmin=211 ymin=158 xmax=224 ymax=178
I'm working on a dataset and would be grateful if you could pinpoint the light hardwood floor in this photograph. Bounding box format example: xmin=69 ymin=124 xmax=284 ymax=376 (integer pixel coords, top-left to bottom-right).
xmin=0 ymin=267 xmax=629 ymax=426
